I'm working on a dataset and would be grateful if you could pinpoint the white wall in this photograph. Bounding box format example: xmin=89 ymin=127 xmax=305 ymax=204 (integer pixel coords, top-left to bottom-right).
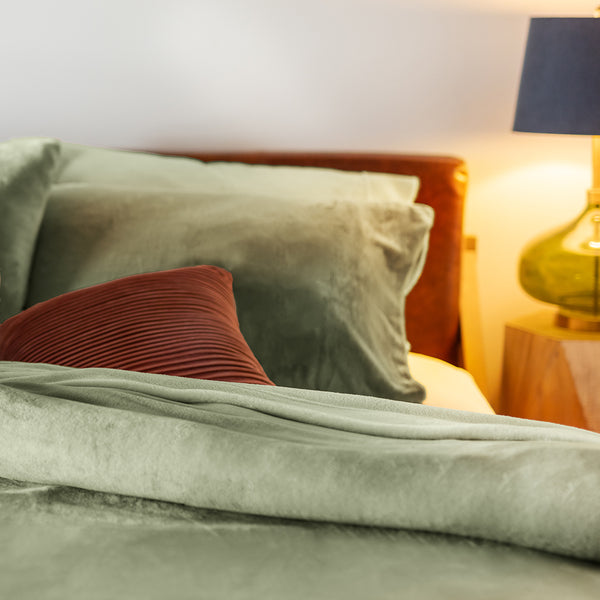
xmin=2 ymin=0 xmax=595 ymax=407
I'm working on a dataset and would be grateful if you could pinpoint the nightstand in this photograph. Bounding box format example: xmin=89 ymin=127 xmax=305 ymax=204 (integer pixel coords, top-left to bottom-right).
xmin=501 ymin=311 xmax=600 ymax=432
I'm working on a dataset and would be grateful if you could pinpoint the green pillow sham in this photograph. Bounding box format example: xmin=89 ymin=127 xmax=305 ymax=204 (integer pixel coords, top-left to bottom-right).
xmin=0 ymin=138 xmax=60 ymax=322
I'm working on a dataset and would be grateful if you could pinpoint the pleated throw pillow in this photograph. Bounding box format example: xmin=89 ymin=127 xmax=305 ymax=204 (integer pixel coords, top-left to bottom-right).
xmin=0 ymin=266 xmax=274 ymax=385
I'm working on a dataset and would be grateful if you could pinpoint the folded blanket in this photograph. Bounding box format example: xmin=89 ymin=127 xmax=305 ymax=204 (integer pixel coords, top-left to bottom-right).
xmin=1 ymin=360 xmax=599 ymax=562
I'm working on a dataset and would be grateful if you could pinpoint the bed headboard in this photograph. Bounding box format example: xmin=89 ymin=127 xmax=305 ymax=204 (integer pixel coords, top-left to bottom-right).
xmin=163 ymin=151 xmax=468 ymax=366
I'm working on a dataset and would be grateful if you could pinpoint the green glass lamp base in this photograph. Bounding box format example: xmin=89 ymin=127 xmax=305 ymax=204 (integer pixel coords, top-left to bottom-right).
xmin=519 ymin=192 xmax=600 ymax=330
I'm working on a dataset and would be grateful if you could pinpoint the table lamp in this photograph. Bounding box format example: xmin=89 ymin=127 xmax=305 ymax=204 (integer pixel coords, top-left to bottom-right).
xmin=513 ymin=15 xmax=600 ymax=331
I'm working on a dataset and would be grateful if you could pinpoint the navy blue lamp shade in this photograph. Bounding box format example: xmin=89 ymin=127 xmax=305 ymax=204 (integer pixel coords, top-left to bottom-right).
xmin=513 ymin=18 xmax=600 ymax=135
xmin=513 ymin=17 xmax=600 ymax=329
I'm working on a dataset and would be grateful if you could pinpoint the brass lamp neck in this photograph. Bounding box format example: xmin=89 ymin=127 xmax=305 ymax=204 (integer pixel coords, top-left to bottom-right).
xmin=593 ymin=136 xmax=600 ymax=192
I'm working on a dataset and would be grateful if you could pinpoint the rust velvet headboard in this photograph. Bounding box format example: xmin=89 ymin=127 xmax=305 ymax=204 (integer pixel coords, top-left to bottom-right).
xmin=157 ymin=151 xmax=468 ymax=366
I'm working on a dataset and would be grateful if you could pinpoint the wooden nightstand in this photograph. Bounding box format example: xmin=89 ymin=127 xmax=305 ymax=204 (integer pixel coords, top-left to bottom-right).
xmin=501 ymin=311 xmax=600 ymax=432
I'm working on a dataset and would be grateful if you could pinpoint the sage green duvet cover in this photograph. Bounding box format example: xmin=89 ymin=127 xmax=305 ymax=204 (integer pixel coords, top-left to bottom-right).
xmin=1 ymin=361 xmax=599 ymax=599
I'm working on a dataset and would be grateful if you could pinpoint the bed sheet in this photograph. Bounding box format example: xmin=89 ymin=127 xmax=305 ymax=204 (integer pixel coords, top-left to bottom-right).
xmin=410 ymin=353 xmax=493 ymax=414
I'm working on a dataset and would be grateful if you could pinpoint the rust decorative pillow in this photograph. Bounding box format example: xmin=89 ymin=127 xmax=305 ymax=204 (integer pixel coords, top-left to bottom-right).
xmin=0 ymin=266 xmax=274 ymax=386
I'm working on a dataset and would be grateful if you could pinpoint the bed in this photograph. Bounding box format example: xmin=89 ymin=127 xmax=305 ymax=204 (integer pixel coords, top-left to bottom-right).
xmin=0 ymin=138 xmax=599 ymax=599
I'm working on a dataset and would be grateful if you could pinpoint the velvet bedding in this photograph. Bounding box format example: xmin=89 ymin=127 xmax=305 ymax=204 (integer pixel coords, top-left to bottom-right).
xmin=1 ymin=362 xmax=600 ymax=598
xmin=2 ymin=138 xmax=600 ymax=597
xmin=2 ymin=362 xmax=600 ymax=558
xmin=3 ymin=480 xmax=600 ymax=600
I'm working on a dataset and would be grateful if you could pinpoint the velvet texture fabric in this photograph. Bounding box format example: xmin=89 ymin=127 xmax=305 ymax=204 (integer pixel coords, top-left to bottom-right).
xmin=3 ymin=478 xmax=600 ymax=600
xmin=0 ymin=138 xmax=60 ymax=322
xmin=0 ymin=266 xmax=273 ymax=385
xmin=188 ymin=151 xmax=469 ymax=366
xmin=1 ymin=361 xmax=600 ymax=564
xmin=25 ymin=142 xmax=432 ymax=402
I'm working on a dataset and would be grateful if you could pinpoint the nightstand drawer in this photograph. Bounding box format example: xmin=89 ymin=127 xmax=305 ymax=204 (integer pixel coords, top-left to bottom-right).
xmin=501 ymin=311 xmax=600 ymax=432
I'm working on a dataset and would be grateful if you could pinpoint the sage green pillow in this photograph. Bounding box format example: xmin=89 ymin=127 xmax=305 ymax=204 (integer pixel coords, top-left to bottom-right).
xmin=26 ymin=143 xmax=432 ymax=402
xmin=0 ymin=138 xmax=60 ymax=322
xmin=55 ymin=142 xmax=420 ymax=203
